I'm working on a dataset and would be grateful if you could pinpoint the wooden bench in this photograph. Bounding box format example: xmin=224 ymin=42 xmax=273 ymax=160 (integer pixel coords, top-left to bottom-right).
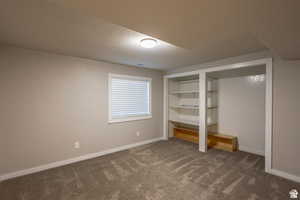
xmin=173 ymin=127 xmax=238 ymax=152
xmin=174 ymin=127 xmax=198 ymax=144
xmin=208 ymin=133 xmax=237 ymax=152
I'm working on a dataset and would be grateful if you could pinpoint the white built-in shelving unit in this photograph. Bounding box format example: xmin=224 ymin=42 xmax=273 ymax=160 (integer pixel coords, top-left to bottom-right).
xmin=206 ymin=78 xmax=218 ymax=131
xmin=168 ymin=77 xmax=200 ymax=127
xmin=167 ymin=76 xmax=219 ymax=128
xmin=165 ymin=73 xmax=220 ymax=146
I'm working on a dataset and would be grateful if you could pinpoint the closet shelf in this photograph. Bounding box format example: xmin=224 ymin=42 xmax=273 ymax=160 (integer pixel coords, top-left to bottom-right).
xmin=169 ymin=90 xmax=199 ymax=94
xmin=207 ymin=90 xmax=217 ymax=93
xmin=207 ymin=106 xmax=218 ymax=109
xmin=178 ymin=79 xmax=199 ymax=84
xmin=169 ymin=119 xmax=198 ymax=126
xmin=170 ymin=105 xmax=199 ymax=110
xmin=208 ymin=123 xmax=218 ymax=127
xmin=169 ymin=90 xmax=216 ymax=94
xmin=170 ymin=105 xmax=217 ymax=110
xmin=169 ymin=119 xmax=217 ymax=127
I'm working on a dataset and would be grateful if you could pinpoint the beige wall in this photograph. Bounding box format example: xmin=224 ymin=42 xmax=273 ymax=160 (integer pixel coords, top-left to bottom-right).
xmin=218 ymin=76 xmax=265 ymax=155
xmin=1 ymin=46 xmax=299 ymax=179
xmin=273 ymin=59 xmax=300 ymax=176
xmin=0 ymin=46 xmax=163 ymax=176
xmin=169 ymin=53 xmax=300 ymax=177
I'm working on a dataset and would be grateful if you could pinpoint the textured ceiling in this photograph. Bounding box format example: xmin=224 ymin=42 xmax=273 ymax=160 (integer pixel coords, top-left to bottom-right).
xmin=0 ymin=0 xmax=299 ymax=70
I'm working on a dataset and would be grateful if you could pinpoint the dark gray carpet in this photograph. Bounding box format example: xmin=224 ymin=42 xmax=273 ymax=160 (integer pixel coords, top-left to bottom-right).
xmin=1 ymin=139 xmax=299 ymax=200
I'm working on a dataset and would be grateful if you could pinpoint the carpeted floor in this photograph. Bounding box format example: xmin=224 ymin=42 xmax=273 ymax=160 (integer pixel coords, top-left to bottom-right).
xmin=1 ymin=139 xmax=299 ymax=200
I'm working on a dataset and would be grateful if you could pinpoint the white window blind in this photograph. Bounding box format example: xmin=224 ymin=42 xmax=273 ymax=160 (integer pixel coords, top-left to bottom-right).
xmin=109 ymin=74 xmax=152 ymax=123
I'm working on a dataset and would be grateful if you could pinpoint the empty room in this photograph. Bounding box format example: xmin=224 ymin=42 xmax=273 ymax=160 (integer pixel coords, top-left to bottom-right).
xmin=1 ymin=0 xmax=300 ymax=199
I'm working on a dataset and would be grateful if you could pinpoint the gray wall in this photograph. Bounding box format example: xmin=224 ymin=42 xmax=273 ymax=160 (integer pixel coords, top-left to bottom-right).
xmin=1 ymin=46 xmax=299 ymax=179
xmin=169 ymin=52 xmax=300 ymax=177
xmin=218 ymin=76 xmax=265 ymax=155
xmin=0 ymin=46 xmax=163 ymax=176
xmin=273 ymin=59 xmax=300 ymax=176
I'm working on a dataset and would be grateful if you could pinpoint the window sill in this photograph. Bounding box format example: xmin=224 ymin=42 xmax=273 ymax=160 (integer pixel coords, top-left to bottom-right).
xmin=108 ymin=115 xmax=152 ymax=124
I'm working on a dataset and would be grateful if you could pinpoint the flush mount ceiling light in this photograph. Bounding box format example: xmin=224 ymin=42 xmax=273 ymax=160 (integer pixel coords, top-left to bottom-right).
xmin=140 ymin=38 xmax=157 ymax=48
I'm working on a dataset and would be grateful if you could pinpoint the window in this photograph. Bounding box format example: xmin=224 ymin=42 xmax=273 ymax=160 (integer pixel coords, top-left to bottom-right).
xmin=108 ymin=73 xmax=152 ymax=123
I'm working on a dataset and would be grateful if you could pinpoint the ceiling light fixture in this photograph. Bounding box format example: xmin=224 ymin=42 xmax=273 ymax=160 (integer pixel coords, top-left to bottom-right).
xmin=140 ymin=38 xmax=157 ymax=48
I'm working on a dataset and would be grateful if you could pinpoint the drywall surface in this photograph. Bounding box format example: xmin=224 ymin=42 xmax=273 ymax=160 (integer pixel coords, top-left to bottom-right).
xmin=218 ymin=76 xmax=265 ymax=155
xmin=272 ymin=58 xmax=300 ymax=176
xmin=167 ymin=53 xmax=300 ymax=178
xmin=0 ymin=46 xmax=163 ymax=175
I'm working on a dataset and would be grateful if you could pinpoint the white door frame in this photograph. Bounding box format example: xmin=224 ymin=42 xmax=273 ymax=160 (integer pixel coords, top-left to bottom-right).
xmin=163 ymin=58 xmax=273 ymax=173
xmin=198 ymin=58 xmax=273 ymax=173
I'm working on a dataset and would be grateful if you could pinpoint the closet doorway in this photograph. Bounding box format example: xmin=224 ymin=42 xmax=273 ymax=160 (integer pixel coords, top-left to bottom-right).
xmin=164 ymin=58 xmax=273 ymax=173
xmin=199 ymin=58 xmax=273 ymax=173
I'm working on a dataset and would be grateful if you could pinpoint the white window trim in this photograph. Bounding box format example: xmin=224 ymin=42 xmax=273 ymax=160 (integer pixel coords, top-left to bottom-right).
xmin=108 ymin=73 xmax=152 ymax=123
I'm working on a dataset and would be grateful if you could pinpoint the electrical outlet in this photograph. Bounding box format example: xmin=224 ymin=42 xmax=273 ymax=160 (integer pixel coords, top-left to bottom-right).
xmin=136 ymin=131 xmax=140 ymax=136
xmin=74 ymin=141 xmax=80 ymax=149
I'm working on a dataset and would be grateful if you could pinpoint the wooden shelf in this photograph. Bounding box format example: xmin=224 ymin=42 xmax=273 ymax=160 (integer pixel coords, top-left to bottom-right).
xmin=173 ymin=127 xmax=238 ymax=152
xmin=208 ymin=133 xmax=238 ymax=152
xmin=174 ymin=127 xmax=198 ymax=143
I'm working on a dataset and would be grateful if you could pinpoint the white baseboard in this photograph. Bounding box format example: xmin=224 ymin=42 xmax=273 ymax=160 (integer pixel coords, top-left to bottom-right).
xmin=239 ymin=145 xmax=265 ymax=156
xmin=269 ymin=168 xmax=300 ymax=183
xmin=0 ymin=137 xmax=164 ymax=182
xmin=2 ymin=137 xmax=299 ymax=184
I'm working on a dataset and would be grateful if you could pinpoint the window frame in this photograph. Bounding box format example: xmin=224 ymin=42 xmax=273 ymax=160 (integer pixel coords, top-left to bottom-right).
xmin=108 ymin=73 xmax=152 ymax=123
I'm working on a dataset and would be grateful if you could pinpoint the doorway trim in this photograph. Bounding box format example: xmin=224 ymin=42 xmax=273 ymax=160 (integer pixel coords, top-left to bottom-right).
xmin=163 ymin=58 xmax=273 ymax=174
xmin=198 ymin=58 xmax=273 ymax=173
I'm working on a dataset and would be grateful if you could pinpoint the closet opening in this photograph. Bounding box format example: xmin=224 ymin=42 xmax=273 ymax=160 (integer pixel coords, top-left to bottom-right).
xmin=205 ymin=65 xmax=266 ymax=155
xmin=164 ymin=58 xmax=272 ymax=173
